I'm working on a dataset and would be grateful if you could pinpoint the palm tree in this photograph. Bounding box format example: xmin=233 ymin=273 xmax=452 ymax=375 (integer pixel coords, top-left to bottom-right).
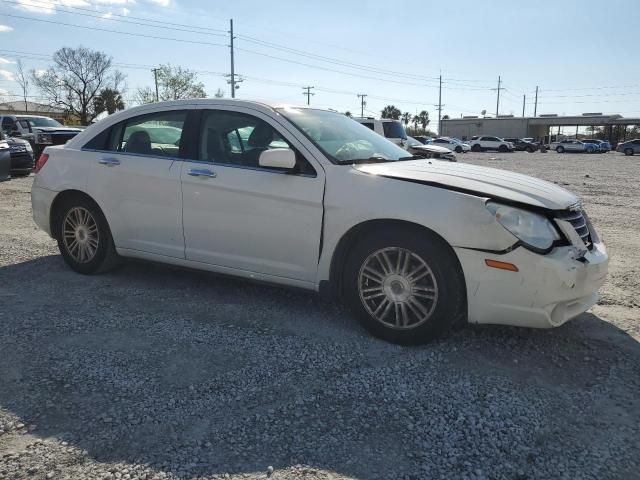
xmin=93 ymin=88 xmax=125 ymax=115
xmin=442 ymin=114 xmax=450 ymax=120
xmin=401 ymin=112 xmax=412 ymax=127
xmin=412 ymin=115 xmax=420 ymax=132
xmin=417 ymin=110 xmax=430 ymax=131
xmin=381 ymin=105 xmax=402 ymax=120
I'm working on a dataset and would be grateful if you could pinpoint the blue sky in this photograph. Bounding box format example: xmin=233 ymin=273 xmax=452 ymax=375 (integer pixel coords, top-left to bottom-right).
xmin=1 ymin=0 xmax=639 ymax=127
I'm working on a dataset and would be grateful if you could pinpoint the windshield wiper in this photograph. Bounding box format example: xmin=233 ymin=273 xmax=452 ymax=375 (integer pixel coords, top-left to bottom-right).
xmin=339 ymin=156 xmax=392 ymax=165
xmin=398 ymin=155 xmax=421 ymax=161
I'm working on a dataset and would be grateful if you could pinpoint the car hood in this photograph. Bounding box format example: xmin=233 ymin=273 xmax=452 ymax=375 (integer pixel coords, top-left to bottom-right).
xmin=33 ymin=127 xmax=82 ymax=133
xmin=410 ymin=144 xmax=453 ymax=154
xmin=355 ymin=160 xmax=578 ymax=210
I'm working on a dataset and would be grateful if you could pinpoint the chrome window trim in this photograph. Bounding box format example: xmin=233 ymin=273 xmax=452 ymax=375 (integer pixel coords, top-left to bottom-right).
xmin=183 ymin=158 xmax=317 ymax=178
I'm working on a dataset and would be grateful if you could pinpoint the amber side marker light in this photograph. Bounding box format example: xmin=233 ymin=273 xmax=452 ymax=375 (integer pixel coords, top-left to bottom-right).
xmin=485 ymin=259 xmax=519 ymax=272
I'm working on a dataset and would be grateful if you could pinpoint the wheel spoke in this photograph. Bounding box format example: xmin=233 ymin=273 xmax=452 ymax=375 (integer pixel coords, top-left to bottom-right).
xmin=406 ymin=296 xmax=429 ymax=319
xmin=362 ymin=265 xmax=384 ymax=283
xmin=373 ymin=297 xmax=392 ymax=319
xmin=375 ymin=251 xmax=394 ymax=275
xmin=362 ymin=286 xmax=385 ymax=301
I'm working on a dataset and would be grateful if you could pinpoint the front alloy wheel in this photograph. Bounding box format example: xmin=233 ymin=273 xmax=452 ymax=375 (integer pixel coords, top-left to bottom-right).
xmin=358 ymin=247 xmax=438 ymax=329
xmin=343 ymin=227 xmax=465 ymax=344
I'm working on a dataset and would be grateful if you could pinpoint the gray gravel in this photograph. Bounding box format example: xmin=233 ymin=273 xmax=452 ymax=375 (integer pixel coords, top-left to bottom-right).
xmin=1 ymin=151 xmax=639 ymax=480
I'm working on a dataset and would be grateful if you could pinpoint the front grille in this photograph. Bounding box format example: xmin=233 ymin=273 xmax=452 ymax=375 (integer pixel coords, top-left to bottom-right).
xmin=556 ymin=207 xmax=592 ymax=249
xmin=51 ymin=133 xmax=78 ymax=146
xmin=10 ymin=151 xmax=34 ymax=168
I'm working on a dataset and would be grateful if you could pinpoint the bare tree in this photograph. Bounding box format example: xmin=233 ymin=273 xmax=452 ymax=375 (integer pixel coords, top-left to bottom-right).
xmin=32 ymin=46 xmax=125 ymax=125
xmin=137 ymin=64 xmax=206 ymax=104
xmin=15 ymin=59 xmax=30 ymax=112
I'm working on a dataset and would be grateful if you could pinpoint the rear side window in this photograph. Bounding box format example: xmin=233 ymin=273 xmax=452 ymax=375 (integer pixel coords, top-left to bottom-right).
xmin=83 ymin=127 xmax=112 ymax=150
xmin=118 ymin=111 xmax=187 ymax=157
xmin=361 ymin=122 xmax=374 ymax=131
xmin=382 ymin=121 xmax=406 ymax=139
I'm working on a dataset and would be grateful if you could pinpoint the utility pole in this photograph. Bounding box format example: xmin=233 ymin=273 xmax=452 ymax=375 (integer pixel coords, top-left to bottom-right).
xmin=151 ymin=68 xmax=160 ymax=102
xmin=533 ymin=86 xmax=539 ymax=117
xmin=229 ymin=18 xmax=236 ymax=98
xmin=437 ymin=74 xmax=443 ymax=134
xmin=522 ymin=94 xmax=526 ymax=117
xmin=494 ymin=75 xmax=501 ymax=117
xmin=357 ymin=94 xmax=367 ymax=117
xmin=302 ymin=86 xmax=315 ymax=105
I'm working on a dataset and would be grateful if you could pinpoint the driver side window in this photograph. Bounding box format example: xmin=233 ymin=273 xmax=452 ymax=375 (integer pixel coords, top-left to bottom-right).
xmin=199 ymin=110 xmax=315 ymax=175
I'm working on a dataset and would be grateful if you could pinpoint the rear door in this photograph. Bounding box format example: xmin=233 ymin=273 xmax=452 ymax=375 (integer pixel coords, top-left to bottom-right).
xmin=180 ymin=107 xmax=325 ymax=284
xmin=85 ymin=108 xmax=190 ymax=258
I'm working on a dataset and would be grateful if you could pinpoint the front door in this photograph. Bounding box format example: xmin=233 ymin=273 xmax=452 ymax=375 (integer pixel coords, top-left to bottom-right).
xmin=85 ymin=109 xmax=188 ymax=258
xmin=180 ymin=108 xmax=325 ymax=284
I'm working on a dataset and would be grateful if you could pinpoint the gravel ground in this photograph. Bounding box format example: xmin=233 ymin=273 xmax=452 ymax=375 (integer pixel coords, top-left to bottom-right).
xmin=0 ymin=151 xmax=639 ymax=480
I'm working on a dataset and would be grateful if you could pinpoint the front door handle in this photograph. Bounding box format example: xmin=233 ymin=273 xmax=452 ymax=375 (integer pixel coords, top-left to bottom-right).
xmin=187 ymin=168 xmax=216 ymax=178
xmin=98 ymin=157 xmax=120 ymax=166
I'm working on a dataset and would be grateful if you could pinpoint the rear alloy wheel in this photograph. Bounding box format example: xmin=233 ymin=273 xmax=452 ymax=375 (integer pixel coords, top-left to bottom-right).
xmin=624 ymin=148 xmax=634 ymax=156
xmin=471 ymin=144 xmax=482 ymax=152
xmin=343 ymin=228 xmax=465 ymax=344
xmin=556 ymin=146 xmax=565 ymax=153
xmin=55 ymin=197 xmax=121 ymax=274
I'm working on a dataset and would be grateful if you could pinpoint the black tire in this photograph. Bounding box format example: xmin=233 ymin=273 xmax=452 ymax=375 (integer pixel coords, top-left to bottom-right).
xmin=556 ymin=146 xmax=565 ymax=153
xmin=471 ymin=144 xmax=482 ymax=152
xmin=53 ymin=196 xmax=121 ymax=274
xmin=624 ymin=148 xmax=634 ymax=156
xmin=526 ymin=146 xmax=535 ymax=153
xmin=343 ymin=226 xmax=465 ymax=345
xmin=498 ymin=145 xmax=508 ymax=153
xmin=455 ymin=145 xmax=463 ymax=153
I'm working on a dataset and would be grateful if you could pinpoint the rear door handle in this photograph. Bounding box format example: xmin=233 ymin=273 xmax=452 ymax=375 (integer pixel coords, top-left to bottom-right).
xmin=98 ymin=157 xmax=120 ymax=166
xmin=187 ymin=168 xmax=216 ymax=178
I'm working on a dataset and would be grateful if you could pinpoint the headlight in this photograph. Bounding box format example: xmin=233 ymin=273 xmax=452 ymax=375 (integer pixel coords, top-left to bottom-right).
xmin=486 ymin=201 xmax=560 ymax=252
xmin=37 ymin=133 xmax=53 ymax=145
xmin=25 ymin=142 xmax=33 ymax=152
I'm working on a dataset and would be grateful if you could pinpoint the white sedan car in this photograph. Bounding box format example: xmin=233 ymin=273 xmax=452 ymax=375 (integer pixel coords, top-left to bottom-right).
xmin=32 ymin=99 xmax=608 ymax=344
xmin=430 ymin=137 xmax=471 ymax=153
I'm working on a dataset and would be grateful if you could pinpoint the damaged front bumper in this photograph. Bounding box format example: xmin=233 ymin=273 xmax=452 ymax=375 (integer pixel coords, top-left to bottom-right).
xmin=455 ymin=241 xmax=609 ymax=328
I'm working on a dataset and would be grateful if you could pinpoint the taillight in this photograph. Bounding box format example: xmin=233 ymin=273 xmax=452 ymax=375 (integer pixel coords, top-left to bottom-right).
xmin=35 ymin=153 xmax=49 ymax=173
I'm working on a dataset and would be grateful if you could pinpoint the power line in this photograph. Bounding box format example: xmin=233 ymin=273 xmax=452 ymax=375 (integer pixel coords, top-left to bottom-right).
xmin=1 ymin=0 xmax=227 ymax=34
xmin=1 ymin=13 xmax=228 ymax=48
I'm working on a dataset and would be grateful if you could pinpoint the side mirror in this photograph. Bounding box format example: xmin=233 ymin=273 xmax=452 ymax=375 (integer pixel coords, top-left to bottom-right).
xmin=258 ymin=148 xmax=296 ymax=170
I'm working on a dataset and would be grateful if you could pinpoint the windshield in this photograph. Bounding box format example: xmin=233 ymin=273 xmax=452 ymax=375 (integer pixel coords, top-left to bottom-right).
xmin=18 ymin=117 xmax=62 ymax=128
xmin=382 ymin=121 xmax=407 ymax=140
xmin=277 ymin=107 xmax=412 ymax=163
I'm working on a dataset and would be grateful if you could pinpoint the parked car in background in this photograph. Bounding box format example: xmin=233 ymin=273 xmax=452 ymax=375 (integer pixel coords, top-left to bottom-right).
xmin=504 ymin=138 xmax=539 ymax=153
xmin=31 ymin=99 xmax=608 ymax=344
xmin=430 ymin=137 xmax=471 ymax=153
xmin=616 ymin=139 xmax=640 ymax=156
xmin=405 ymin=136 xmax=456 ymax=162
xmin=582 ymin=139 xmax=611 ymax=152
xmin=0 ymin=115 xmax=82 ymax=158
xmin=412 ymin=135 xmax=430 ymax=144
xmin=354 ymin=117 xmax=407 ymax=146
xmin=0 ymin=132 xmax=10 ymax=182
xmin=7 ymin=136 xmax=34 ymax=176
xmin=468 ymin=136 xmax=515 ymax=152
xmin=552 ymin=140 xmax=598 ymax=153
